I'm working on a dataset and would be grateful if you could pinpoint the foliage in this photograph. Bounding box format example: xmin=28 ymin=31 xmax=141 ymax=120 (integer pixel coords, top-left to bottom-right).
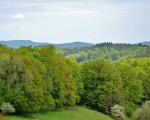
xmin=80 ymin=59 xmax=123 ymax=114
xmin=0 ymin=103 xmax=15 ymax=114
xmin=116 ymin=58 xmax=150 ymax=117
xmin=0 ymin=45 xmax=78 ymax=113
xmin=135 ymin=101 xmax=150 ymax=120
xmin=111 ymin=105 xmax=126 ymax=120
xmin=65 ymin=57 xmax=84 ymax=104
xmin=61 ymin=43 xmax=150 ymax=63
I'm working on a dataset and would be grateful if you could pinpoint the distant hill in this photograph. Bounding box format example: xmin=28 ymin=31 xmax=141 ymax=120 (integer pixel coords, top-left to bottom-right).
xmin=0 ymin=40 xmax=49 ymax=48
xmin=0 ymin=40 xmax=94 ymax=48
xmin=134 ymin=41 xmax=150 ymax=45
xmin=54 ymin=41 xmax=94 ymax=48
xmin=140 ymin=41 xmax=150 ymax=45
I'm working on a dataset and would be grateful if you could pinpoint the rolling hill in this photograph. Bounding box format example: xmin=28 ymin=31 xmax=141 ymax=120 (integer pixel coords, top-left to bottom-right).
xmin=0 ymin=40 xmax=93 ymax=48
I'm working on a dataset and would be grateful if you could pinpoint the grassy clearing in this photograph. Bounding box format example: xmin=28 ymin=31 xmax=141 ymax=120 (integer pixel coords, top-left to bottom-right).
xmin=8 ymin=106 xmax=113 ymax=120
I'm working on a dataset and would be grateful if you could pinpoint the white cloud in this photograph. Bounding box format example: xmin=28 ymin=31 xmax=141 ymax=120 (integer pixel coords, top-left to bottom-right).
xmin=13 ymin=13 xmax=25 ymax=19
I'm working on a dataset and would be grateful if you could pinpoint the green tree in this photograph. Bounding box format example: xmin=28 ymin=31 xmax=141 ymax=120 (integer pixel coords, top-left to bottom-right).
xmin=81 ymin=59 xmax=123 ymax=114
xmin=65 ymin=57 xmax=84 ymax=104
xmin=116 ymin=59 xmax=145 ymax=117
xmin=52 ymin=54 xmax=76 ymax=107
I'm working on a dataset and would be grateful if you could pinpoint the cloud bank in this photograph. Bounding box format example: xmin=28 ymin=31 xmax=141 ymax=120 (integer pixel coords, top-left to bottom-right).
xmin=0 ymin=0 xmax=150 ymax=44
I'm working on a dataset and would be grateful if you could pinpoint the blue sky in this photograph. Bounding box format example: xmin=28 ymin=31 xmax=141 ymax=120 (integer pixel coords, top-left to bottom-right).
xmin=0 ymin=0 xmax=150 ymax=44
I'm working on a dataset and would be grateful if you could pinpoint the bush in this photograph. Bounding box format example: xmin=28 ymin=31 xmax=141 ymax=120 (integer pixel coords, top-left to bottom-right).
xmin=111 ymin=105 xmax=126 ymax=120
xmin=135 ymin=101 xmax=150 ymax=120
xmin=0 ymin=103 xmax=15 ymax=114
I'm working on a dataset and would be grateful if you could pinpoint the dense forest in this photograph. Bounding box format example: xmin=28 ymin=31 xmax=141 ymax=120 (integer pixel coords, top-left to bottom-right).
xmin=0 ymin=43 xmax=150 ymax=119
xmin=61 ymin=42 xmax=150 ymax=62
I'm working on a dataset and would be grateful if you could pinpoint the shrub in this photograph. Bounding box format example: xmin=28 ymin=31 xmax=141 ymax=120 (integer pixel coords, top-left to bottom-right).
xmin=111 ymin=105 xmax=126 ymax=120
xmin=0 ymin=103 xmax=15 ymax=114
xmin=135 ymin=101 xmax=150 ymax=120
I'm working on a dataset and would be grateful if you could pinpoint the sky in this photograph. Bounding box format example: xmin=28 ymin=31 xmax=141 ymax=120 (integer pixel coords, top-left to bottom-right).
xmin=0 ymin=0 xmax=150 ymax=44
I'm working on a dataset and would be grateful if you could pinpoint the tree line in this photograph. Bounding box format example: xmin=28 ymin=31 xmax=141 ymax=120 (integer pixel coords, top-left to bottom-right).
xmin=0 ymin=44 xmax=150 ymax=119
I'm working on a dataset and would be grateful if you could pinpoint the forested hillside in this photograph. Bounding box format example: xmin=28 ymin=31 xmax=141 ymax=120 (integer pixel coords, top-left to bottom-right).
xmin=0 ymin=44 xmax=150 ymax=119
xmin=61 ymin=42 xmax=150 ymax=62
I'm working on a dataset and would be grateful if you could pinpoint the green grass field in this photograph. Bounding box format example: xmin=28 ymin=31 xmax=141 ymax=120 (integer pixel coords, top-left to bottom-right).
xmin=7 ymin=107 xmax=113 ymax=120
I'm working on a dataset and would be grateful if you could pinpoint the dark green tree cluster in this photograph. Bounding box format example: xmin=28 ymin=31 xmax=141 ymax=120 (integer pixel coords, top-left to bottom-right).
xmin=95 ymin=42 xmax=132 ymax=51
xmin=60 ymin=43 xmax=134 ymax=62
